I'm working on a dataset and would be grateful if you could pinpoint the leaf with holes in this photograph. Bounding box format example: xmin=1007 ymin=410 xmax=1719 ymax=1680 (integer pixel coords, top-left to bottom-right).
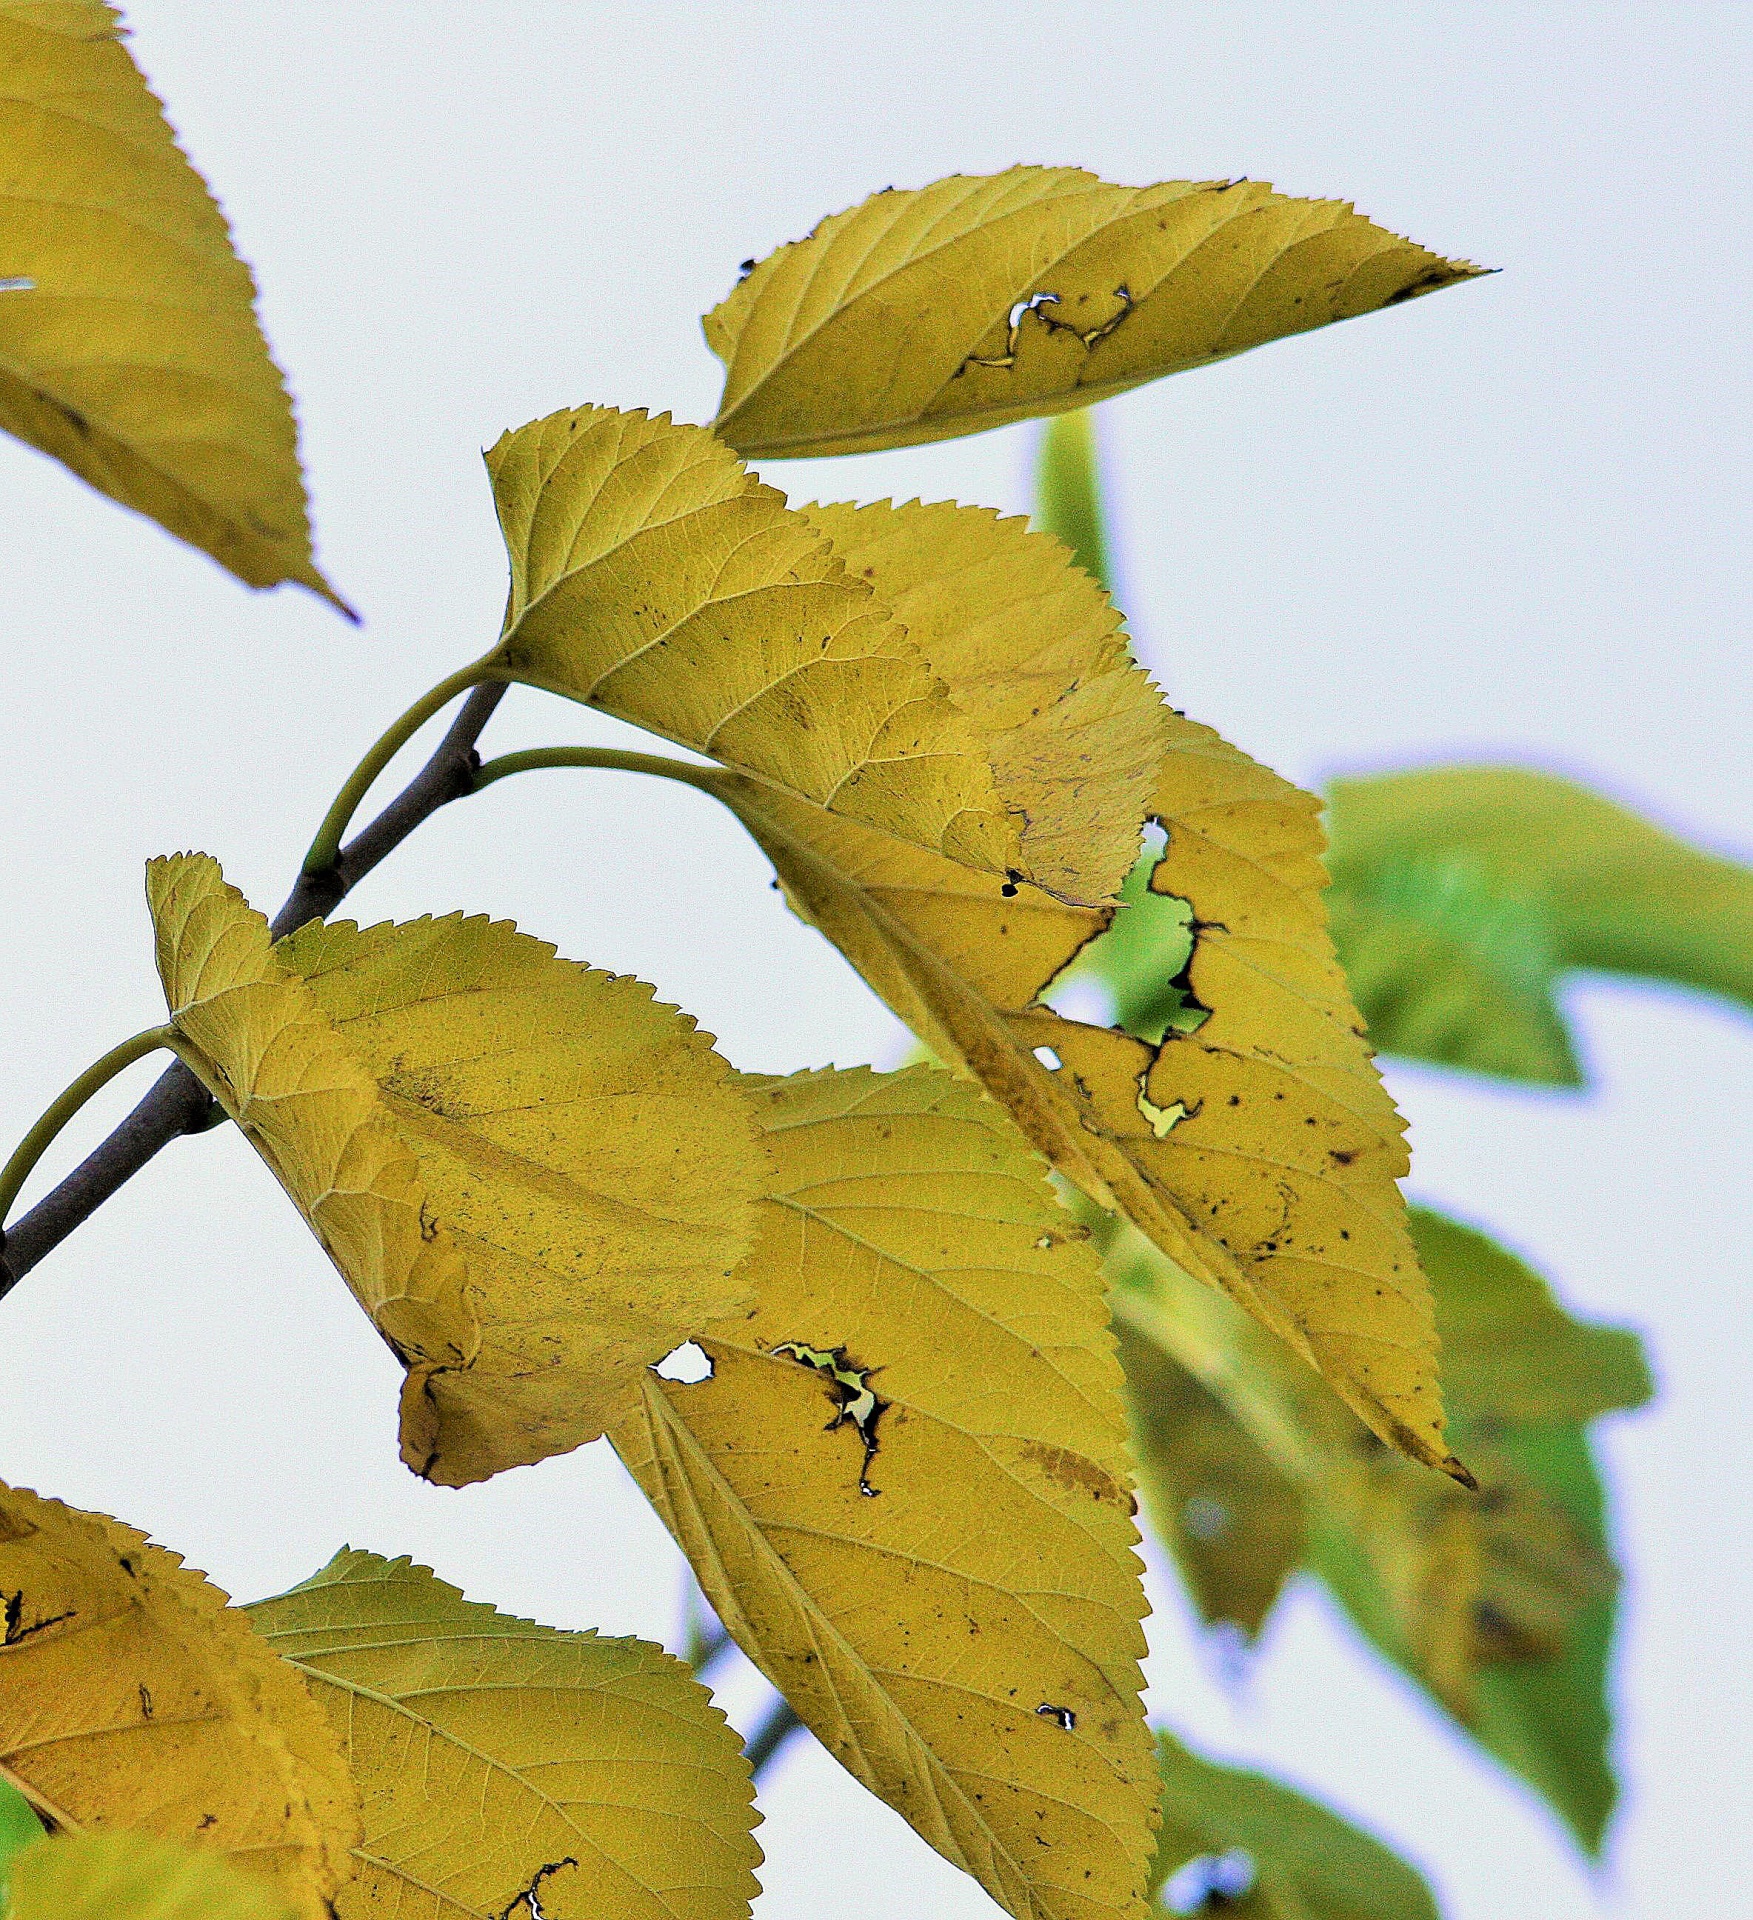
xmin=1325 ymin=765 xmax=1753 ymax=1085
xmin=612 ymin=1066 xmax=1156 ymax=1920
xmin=247 ymin=1550 xmax=761 ymax=1920
xmin=145 ymin=853 xmax=767 ymax=1486
xmin=5 ymin=1831 xmax=298 ymax=1920
xmin=482 ymin=406 xmax=1038 ymax=887
xmin=1149 ymin=1730 xmax=1438 ymax=1920
xmin=693 ymin=704 xmax=1457 ymax=1474
xmin=0 ymin=1481 xmax=357 ymax=1917
xmin=0 ymin=1 xmax=343 ymax=606
xmin=1107 ymin=1207 xmax=1650 ymax=1851
xmin=708 ymin=166 xmax=1484 ymax=459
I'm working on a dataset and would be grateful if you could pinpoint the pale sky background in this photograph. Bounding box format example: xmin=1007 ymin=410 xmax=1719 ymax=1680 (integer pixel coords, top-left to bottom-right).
xmin=2 ymin=5 xmax=1749 ymax=1916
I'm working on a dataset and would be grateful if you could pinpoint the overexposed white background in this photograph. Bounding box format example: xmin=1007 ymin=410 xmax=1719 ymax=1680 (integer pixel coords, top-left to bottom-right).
xmin=2 ymin=6 xmax=1748 ymax=1915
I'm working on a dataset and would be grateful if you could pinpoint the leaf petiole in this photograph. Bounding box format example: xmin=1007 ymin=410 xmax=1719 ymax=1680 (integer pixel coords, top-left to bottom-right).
xmin=471 ymin=744 xmax=724 ymax=797
xmin=301 ymin=660 xmax=501 ymax=879
xmin=0 ymin=1026 xmax=181 ymax=1237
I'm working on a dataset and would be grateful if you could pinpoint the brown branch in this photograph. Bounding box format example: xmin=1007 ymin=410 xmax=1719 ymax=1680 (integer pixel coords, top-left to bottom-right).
xmin=0 ymin=682 xmax=506 ymax=1299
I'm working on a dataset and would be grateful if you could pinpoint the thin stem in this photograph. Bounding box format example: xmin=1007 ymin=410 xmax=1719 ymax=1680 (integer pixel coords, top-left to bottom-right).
xmin=301 ymin=661 xmax=499 ymax=879
xmin=0 ymin=1027 xmax=175 ymax=1235
xmin=472 ymin=744 xmax=723 ymax=796
xmin=0 ymin=681 xmax=508 ymax=1298
xmin=744 ymin=1697 xmax=805 ymax=1782
xmin=688 ymin=1622 xmax=736 ymax=1679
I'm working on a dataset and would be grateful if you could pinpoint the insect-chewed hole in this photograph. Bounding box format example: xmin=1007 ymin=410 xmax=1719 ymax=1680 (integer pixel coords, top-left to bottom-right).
xmin=653 ymin=1341 xmax=713 ymax=1384
xmin=1033 ymin=1045 xmax=1063 ymax=1071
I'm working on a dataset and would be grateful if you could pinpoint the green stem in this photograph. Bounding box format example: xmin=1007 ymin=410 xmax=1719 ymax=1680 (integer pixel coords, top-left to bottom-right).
xmin=472 ymin=744 xmax=724 ymax=796
xmin=302 ymin=661 xmax=500 ymax=878
xmin=1033 ymin=408 xmax=1111 ymax=595
xmin=0 ymin=1027 xmax=178 ymax=1234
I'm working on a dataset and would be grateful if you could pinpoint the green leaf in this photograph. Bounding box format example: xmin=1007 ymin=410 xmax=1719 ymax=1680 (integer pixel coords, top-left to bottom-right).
xmin=5 ymin=1831 xmax=296 ymax=1920
xmin=0 ymin=1 xmax=345 ymax=608
xmin=707 ymin=167 xmax=1484 ymax=459
xmin=1411 ymin=1210 xmax=1652 ymax=1425
xmin=0 ymin=1777 xmax=44 ymax=1908
xmin=1325 ymin=766 xmax=1753 ymax=1084
xmin=1106 ymin=1206 xmax=1649 ymax=1852
xmin=247 ymin=1551 xmax=761 ymax=1920
xmin=1115 ymin=1316 xmax=1302 ymax=1639
xmin=1032 ymin=410 xmax=1111 ymax=594
xmin=613 ymin=1066 xmax=1157 ymax=1920
xmin=0 ymin=1481 xmax=359 ymax=1918
xmin=1149 ymin=1730 xmax=1440 ymax=1919
xmin=146 ymin=853 xmax=769 ymax=1488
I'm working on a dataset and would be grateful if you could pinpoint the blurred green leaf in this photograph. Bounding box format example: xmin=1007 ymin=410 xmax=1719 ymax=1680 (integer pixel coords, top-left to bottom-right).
xmin=0 ymin=1776 xmax=45 ymax=1907
xmin=1108 ymin=1202 xmax=1649 ymax=1852
xmin=1115 ymin=1315 xmax=1302 ymax=1638
xmin=1325 ymin=766 xmax=1753 ymax=1084
xmin=1149 ymin=1730 xmax=1440 ymax=1918
xmin=3 ymin=1831 xmax=294 ymax=1920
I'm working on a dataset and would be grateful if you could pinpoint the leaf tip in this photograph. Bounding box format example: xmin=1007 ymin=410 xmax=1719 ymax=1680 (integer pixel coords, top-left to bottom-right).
xmin=1443 ymin=1453 xmax=1480 ymax=1492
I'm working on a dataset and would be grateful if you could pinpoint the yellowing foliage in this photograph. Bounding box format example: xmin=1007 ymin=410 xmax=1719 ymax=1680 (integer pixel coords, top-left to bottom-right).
xmin=708 ymin=167 xmax=1484 ymax=458
xmin=483 ymin=406 xmax=1030 ymax=886
xmin=1109 ymin=1207 xmax=1650 ymax=1848
xmin=800 ymin=501 xmax=1170 ymax=904
xmin=0 ymin=1482 xmax=357 ymax=1919
xmin=0 ymin=1 xmax=342 ymax=605
xmin=248 ymin=1550 xmax=761 ymax=1920
xmin=695 ymin=714 xmax=1455 ymax=1474
xmin=5 ymin=1831 xmax=297 ymax=1920
xmin=145 ymin=854 xmax=767 ymax=1485
xmin=614 ymin=1066 xmax=1156 ymax=1920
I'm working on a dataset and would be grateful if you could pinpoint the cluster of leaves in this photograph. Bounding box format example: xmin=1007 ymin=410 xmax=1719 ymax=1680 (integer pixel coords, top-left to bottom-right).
xmin=2 ymin=5 xmax=1745 ymax=1918
xmin=1036 ymin=415 xmax=1747 ymax=1872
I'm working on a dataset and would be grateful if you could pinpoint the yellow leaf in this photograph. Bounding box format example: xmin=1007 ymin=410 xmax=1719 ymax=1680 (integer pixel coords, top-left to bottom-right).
xmin=708 ymin=167 xmax=1485 ymax=459
xmin=613 ymin=1066 xmax=1156 ymax=1920
xmin=0 ymin=1482 xmax=357 ymax=1919
xmin=691 ymin=713 xmax=1456 ymax=1475
xmin=800 ymin=500 xmax=1170 ymax=903
xmin=247 ymin=1550 xmax=761 ymax=1920
xmin=1106 ymin=1206 xmax=1641 ymax=1844
xmin=6 ymin=1831 xmax=297 ymax=1920
xmin=145 ymin=853 xmax=767 ymax=1486
xmin=0 ymin=2 xmax=344 ymax=607
xmin=483 ymin=406 xmax=1027 ymax=884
